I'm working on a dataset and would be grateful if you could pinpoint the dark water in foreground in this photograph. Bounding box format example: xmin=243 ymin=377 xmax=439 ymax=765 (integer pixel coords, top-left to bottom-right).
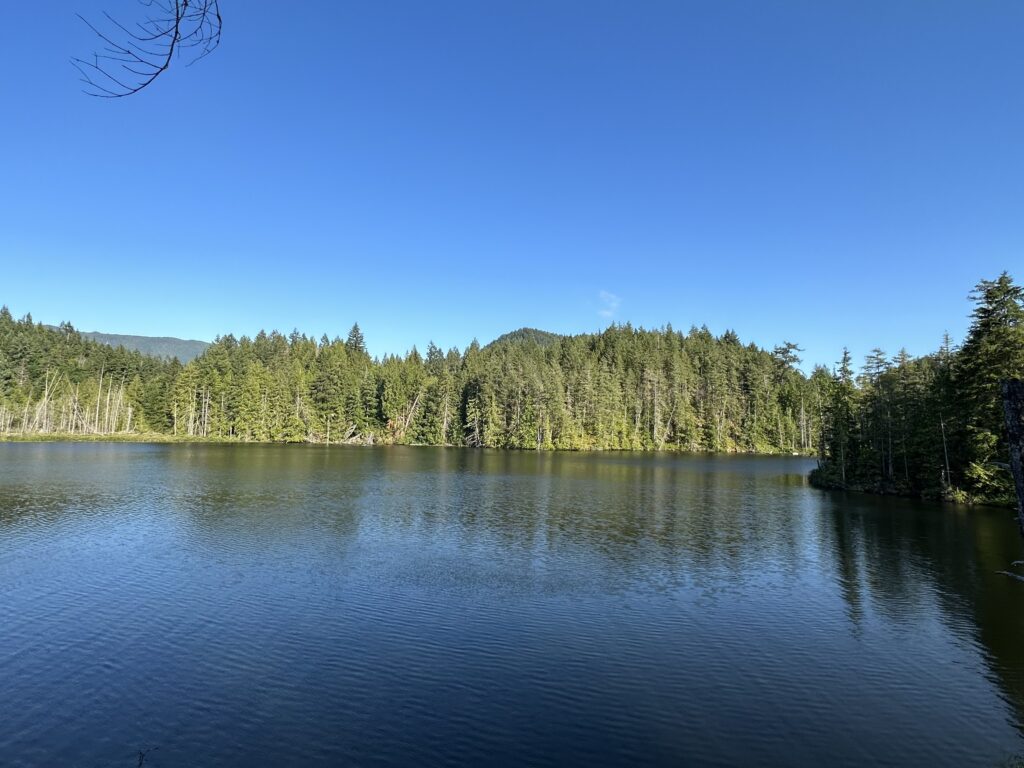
xmin=2 ymin=444 xmax=1024 ymax=767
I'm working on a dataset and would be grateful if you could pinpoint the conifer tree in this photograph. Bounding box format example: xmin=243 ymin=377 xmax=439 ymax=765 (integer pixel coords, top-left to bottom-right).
xmin=956 ymin=273 xmax=1024 ymax=501
xmin=345 ymin=324 xmax=366 ymax=356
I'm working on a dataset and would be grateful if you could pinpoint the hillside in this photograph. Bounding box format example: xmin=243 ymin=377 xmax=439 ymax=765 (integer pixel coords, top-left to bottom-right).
xmin=80 ymin=331 xmax=209 ymax=363
xmin=487 ymin=328 xmax=563 ymax=348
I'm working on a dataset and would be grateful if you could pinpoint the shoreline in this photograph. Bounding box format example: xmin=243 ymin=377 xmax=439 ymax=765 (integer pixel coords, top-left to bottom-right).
xmin=3 ymin=435 xmax=1010 ymax=509
xmin=0 ymin=433 xmax=817 ymax=456
xmin=807 ymin=467 xmax=1016 ymax=509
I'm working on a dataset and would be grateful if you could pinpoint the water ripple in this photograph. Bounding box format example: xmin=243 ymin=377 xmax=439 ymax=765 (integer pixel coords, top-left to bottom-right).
xmin=0 ymin=444 xmax=1022 ymax=766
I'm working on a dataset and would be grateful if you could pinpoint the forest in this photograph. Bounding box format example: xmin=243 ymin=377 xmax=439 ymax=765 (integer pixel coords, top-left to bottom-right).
xmin=1 ymin=271 xmax=1021 ymax=505
xmin=811 ymin=272 xmax=1024 ymax=506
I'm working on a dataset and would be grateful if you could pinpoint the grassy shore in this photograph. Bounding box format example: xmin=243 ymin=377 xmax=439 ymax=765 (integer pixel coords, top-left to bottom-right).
xmin=0 ymin=432 xmax=234 ymax=444
xmin=0 ymin=433 xmax=820 ymax=456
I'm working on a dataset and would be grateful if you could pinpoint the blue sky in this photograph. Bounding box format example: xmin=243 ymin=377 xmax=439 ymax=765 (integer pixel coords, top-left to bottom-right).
xmin=1 ymin=1 xmax=1022 ymax=370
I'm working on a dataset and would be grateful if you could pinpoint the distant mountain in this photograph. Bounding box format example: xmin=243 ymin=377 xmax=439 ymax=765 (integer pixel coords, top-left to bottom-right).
xmin=79 ymin=331 xmax=209 ymax=363
xmin=487 ymin=328 xmax=563 ymax=348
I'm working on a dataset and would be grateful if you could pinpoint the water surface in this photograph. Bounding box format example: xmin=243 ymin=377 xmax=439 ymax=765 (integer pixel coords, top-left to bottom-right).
xmin=2 ymin=444 xmax=1023 ymax=766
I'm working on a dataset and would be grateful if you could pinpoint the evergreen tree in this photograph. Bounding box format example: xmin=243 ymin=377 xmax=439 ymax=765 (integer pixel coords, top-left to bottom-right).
xmin=10 ymin=269 xmax=1018 ymax=509
xmin=345 ymin=323 xmax=366 ymax=356
xmin=956 ymin=273 xmax=1024 ymax=501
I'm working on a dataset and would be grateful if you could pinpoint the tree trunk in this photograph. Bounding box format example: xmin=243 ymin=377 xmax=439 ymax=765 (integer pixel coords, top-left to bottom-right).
xmin=1002 ymin=380 xmax=1024 ymax=539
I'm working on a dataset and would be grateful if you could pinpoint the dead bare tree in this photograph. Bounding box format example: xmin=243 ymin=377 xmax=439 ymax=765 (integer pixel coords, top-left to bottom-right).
xmin=998 ymin=380 xmax=1024 ymax=582
xmin=1004 ymin=380 xmax=1024 ymax=537
xmin=72 ymin=0 xmax=222 ymax=97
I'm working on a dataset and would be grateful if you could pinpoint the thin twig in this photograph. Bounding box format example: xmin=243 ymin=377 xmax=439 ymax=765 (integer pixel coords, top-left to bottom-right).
xmin=72 ymin=0 xmax=221 ymax=97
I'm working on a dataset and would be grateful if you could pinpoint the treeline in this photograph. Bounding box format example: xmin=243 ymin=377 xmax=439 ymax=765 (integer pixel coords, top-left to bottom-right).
xmin=4 ymin=271 xmax=1021 ymax=505
xmin=0 ymin=307 xmax=820 ymax=453
xmin=0 ymin=313 xmax=176 ymax=435
xmin=811 ymin=272 xmax=1024 ymax=506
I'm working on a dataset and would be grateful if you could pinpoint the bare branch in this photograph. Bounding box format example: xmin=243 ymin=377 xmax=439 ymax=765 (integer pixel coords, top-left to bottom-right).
xmin=72 ymin=0 xmax=222 ymax=97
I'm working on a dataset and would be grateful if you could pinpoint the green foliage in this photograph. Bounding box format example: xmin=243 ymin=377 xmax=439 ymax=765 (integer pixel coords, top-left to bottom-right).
xmin=487 ymin=328 xmax=563 ymax=349
xmin=0 ymin=309 xmax=175 ymax=435
xmin=345 ymin=323 xmax=367 ymax=356
xmin=17 ymin=270 xmax=1020 ymax=489
xmin=0 ymin=310 xmax=823 ymax=453
xmin=812 ymin=272 xmax=1024 ymax=505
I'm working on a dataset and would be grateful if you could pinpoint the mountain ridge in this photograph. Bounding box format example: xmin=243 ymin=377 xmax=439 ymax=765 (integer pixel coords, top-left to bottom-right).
xmin=61 ymin=329 xmax=210 ymax=363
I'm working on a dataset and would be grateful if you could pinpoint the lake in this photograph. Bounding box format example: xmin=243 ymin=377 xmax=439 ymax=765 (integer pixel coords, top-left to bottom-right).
xmin=1 ymin=443 xmax=1023 ymax=766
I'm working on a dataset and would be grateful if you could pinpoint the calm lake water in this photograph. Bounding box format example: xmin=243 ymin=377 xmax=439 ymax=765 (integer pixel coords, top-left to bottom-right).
xmin=2 ymin=444 xmax=1024 ymax=767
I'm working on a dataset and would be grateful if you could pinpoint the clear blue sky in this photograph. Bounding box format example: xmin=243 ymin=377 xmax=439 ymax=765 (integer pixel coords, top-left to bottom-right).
xmin=2 ymin=1 xmax=1022 ymax=370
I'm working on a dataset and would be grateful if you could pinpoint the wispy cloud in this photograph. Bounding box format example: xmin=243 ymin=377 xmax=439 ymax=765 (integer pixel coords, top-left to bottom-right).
xmin=598 ymin=290 xmax=621 ymax=319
